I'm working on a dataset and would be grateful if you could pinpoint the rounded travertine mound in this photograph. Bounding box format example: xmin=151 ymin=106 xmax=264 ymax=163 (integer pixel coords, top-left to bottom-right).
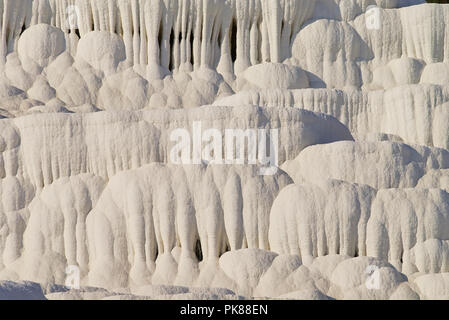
xmin=242 ymin=63 xmax=309 ymax=90
xmin=413 ymin=274 xmax=449 ymax=300
xmin=417 ymin=169 xmax=449 ymax=193
xmin=27 ymin=77 xmax=56 ymax=103
xmin=16 ymin=174 xmax=106 ymax=285
xmin=76 ymin=31 xmax=126 ymax=74
xmin=254 ymin=254 xmax=332 ymax=299
xmin=408 ymin=239 xmax=449 ymax=274
xmin=329 ymin=257 xmax=408 ymax=300
xmin=291 ymin=19 xmax=371 ymax=89
xmin=45 ymin=52 xmax=74 ymax=89
xmin=367 ymin=188 xmax=449 ymax=273
xmin=17 ymin=24 xmax=66 ymax=73
xmin=181 ymin=69 xmax=233 ymax=108
xmin=370 ymin=57 xmax=425 ymax=89
xmin=53 ymin=65 xmax=102 ymax=108
xmin=219 ymin=249 xmax=278 ymax=297
xmin=387 ymin=57 xmax=425 ymax=85
xmin=282 ymin=141 xmax=449 ymax=189
xmin=86 ymin=164 xmax=292 ymax=289
xmin=4 ymin=53 xmax=34 ymax=92
xmin=269 ymin=180 xmax=376 ymax=261
xmin=97 ymin=68 xmax=149 ymax=111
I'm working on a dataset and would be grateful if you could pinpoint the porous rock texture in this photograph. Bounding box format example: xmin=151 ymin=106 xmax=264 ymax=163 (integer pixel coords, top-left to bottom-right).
xmin=0 ymin=0 xmax=448 ymax=300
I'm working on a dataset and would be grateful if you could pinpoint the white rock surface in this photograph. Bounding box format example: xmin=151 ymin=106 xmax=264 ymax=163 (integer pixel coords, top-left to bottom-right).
xmin=282 ymin=141 xmax=449 ymax=189
xmin=215 ymin=87 xmax=449 ymax=150
xmin=243 ymin=63 xmax=309 ymax=90
xmin=269 ymin=180 xmax=376 ymax=260
xmin=76 ymin=31 xmax=126 ymax=75
xmin=417 ymin=169 xmax=449 ymax=193
xmin=408 ymin=239 xmax=449 ymax=274
xmin=0 ymin=105 xmax=350 ymax=189
xmin=367 ymin=188 xmax=449 ymax=273
xmin=0 ymin=0 xmax=446 ymax=301
xmin=86 ymin=164 xmax=292 ymax=289
xmin=17 ymin=24 xmax=66 ymax=73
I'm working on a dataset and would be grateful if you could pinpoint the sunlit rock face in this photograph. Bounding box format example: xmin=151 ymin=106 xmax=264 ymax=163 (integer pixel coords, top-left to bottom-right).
xmin=0 ymin=0 xmax=448 ymax=300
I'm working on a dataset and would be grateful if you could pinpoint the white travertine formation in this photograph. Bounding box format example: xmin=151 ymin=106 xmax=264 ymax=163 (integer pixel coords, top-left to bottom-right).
xmin=367 ymin=189 xmax=449 ymax=273
xmin=0 ymin=0 xmax=447 ymax=301
xmin=328 ymin=256 xmax=409 ymax=300
xmin=242 ymin=63 xmax=309 ymax=90
xmin=18 ymin=174 xmax=106 ymax=284
xmin=417 ymin=169 xmax=449 ymax=193
xmin=291 ymin=19 xmax=371 ymax=89
xmin=269 ymin=180 xmax=376 ymax=261
xmin=87 ymin=164 xmax=292 ymax=289
xmin=76 ymin=31 xmax=126 ymax=75
xmin=408 ymin=239 xmax=449 ymax=274
xmin=17 ymin=24 xmax=66 ymax=73
xmin=413 ymin=274 xmax=449 ymax=300
xmin=215 ymin=86 xmax=449 ymax=150
xmin=269 ymin=179 xmax=449 ymax=274
xmin=282 ymin=141 xmax=449 ymax=189
xmin=0 ymin=105 xmax=351 ymax=188
xmin=0 ymin=2 xmax=446 ymax=148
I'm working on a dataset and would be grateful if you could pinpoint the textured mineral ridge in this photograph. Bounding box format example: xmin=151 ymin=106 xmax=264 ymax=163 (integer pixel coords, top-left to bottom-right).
xmin=0 ymin=0 xmax=447 ymax=300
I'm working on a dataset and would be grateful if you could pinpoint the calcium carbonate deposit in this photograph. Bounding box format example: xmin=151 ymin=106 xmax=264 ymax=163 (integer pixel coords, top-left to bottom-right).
xmin=0 ymin=0 xmax=448 ymax=300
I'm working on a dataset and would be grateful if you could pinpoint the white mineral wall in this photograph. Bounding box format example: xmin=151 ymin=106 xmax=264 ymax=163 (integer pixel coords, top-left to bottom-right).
xmin=86 ymin=164 xmax=292 ymax=288
xmin=0 ymin=0 xmax=318 ymax=70
xmin=269 ymin=182 xmax=449 ymax=275
xmin=1 ymin=164 xmax=292 ymax=289
xmin=367 ymin=188 xmax=449 ymax=274
xmin=215 ymin=85 xmax=449 ymax=150
xmin=270 ymin=139 xmax=449 ymax=280
xmin=282 ymin=141 xmax=449 ymax=189
xmin=0 ymin=105 xmax=352 ymax=189
xmin=0 ymin=104 xmax=354 ymax=288
xmin=0 ymin=2 xmax=446 ymax=149
xmin=0 ymin=0 xmax=447 ymax=300
xmin=268 ymin=180 xmax=376 ymax=261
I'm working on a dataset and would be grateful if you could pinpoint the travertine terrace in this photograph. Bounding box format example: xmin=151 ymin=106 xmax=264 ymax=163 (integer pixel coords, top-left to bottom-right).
xmin=0 ymin=0 xmax=448 ymax=300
